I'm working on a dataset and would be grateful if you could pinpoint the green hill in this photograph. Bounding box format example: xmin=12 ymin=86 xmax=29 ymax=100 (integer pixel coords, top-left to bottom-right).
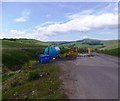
xmin=2 ymin=39 xmax=51 ymax=71
xmin=2 ymin=38 xmax=119 ymax=99
xmin=2 ymin=39 xmax=64 ymax=99
xmin=101 ymin=40 xmax=118 ymax=50
xmin=57 ymin=39 xmax=119 ymax=57
xmin=2 ymin=38 xmax=51 ymax=48
xmin=98 ymin=48 xmax=120 ymax=57
xmin=2 ymin=38 xmax=119 ymax=70
xmin=57 ymin=39 xmax=118 ymax=50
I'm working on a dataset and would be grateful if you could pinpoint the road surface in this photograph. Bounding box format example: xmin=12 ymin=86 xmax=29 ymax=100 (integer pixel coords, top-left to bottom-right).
xmin=57 ymin=54 xmax=118 ymax=99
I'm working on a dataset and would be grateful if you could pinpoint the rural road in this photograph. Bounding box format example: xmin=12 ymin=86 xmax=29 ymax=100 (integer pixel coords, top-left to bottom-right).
xmin=57 ymin=53 xmax=118 ymax=99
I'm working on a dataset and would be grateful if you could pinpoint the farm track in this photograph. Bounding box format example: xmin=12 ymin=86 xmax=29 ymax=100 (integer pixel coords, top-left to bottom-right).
xmin=57 ymin=54 xmax=118 ymax=99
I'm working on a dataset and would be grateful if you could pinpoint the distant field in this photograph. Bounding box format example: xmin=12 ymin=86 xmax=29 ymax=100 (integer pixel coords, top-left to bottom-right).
xmin=98 ymin=40 xmax=119 ymax=57
xmin=101 ymin=40 xmax=118 ymax=50
xmin=58 ymin=39 xmax=119 ymax=57
xmin=58 ymin=39 xmax=118 ymax=50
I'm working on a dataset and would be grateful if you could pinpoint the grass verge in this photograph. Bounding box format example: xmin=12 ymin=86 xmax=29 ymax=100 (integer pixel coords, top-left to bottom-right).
xmin=2 ymin=60 xmax=64 ymax=99
xmin=98 ymin=48 xmax=120 ymax=57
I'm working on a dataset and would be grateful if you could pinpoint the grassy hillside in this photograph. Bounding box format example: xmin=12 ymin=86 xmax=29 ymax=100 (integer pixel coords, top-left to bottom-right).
xmin=2 ymin=48 xmax=44 ymax=70
xmin=2 ymin=39 xmax=50 ymax=71
xmin=2 ymin=38 xmax=119 ymax=99
xmin=58 ymin=39 xmax=118 ymax=50
xmin=58 ymin=39 xmax=119 ymax=57
xmin=101 ymin=40 xmax=118 ymax=50
xmin=2 ymin=39 xmax=50 ymax=48
xmin=3 ymin=61 xmax=64 ymax=99
xmin=2 ymin=39 xmax=65 ymax=99
xmin=98 ymin=48 xmax=120 ymax=57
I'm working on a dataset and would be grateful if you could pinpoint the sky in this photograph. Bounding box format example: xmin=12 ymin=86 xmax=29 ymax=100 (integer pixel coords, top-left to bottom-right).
xmin=1 ymin=2 xmax=118 ymax=41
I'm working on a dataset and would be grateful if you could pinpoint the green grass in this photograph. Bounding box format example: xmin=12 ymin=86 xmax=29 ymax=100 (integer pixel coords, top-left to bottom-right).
xmin=2 ymin=73 xmax=15 ymax=82
xmin=2 ymin=39 xmax=51 ymax=70
xmin=97 ymin=40 xmax=119 ymax=57
xmin=101 ymin=40 xmax=118 ymax=50
xmin=2 ymin=61 xmax=64 ymax=99
xmin=59 ymin=42 xmax=91 ymax=48
xmin=59 ymin=39 xmax=119 ymax=50
xmin=98 ymin=48 xmax=120 ymax=57
xmin=2 ymin=48 xmax=45 ymax=70
xmin=28 ymin=70 xmax=40 ymax=81
xmin=2 ymin=39 xmax=64 ymax=100
xmin=2 ymin=39 xmax=51 ymax=48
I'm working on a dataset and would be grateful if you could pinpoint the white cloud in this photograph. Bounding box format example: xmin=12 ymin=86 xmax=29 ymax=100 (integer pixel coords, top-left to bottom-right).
xmin=2 ymin=12 xmax=118 ymax=41
xmin=1 ymin=2 xmax=118 ymax=41
xmin=67 ymin=2 xmax=118 ymax=20
xmin=14 ymin=9 xmax=30 ymax=23
xmin=0 ymin=33 xmax=4 ymax=39
xmin=1 ymin=29 xmax=47 ymax=41
xmin=35 ymin=13 xmax=118 ymax=37
xmin=82 ymin=36 xmax=89 ymax=39
xmin=99 ymin=31 xmax=114 ymax=35
xmin=15 ymin=17 xmax=27 ymax=22
xmin=38 ymin=21 xmax=60 ymax=27
xmin=67 ymin=9 xmax=94 ymax=19
xmin=10 ymin=29 xmax=26 ymax=35
xmin=1 ymin=30 xmax=30 ymax=39
xmin=97 ymin=3 xmax=118 ymax=14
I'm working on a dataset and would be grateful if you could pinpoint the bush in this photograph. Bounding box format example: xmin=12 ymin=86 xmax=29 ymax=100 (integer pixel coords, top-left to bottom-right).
xmin=28 ymin=70 xmax=40 ymax=81
xmin=77 ymin=48 xmax=88 ymax=53
xmin=60 ymin=47 xmax=70 ymax=54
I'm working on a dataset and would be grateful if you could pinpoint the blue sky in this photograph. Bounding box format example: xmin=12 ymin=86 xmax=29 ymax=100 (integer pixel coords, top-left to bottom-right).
xmin=1 ymin=2 xmax=118 ymax=41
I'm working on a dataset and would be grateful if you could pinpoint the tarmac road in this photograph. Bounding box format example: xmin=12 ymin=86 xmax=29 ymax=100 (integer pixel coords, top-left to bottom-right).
xmin=58 ymin=53 xmax=118 ymax=99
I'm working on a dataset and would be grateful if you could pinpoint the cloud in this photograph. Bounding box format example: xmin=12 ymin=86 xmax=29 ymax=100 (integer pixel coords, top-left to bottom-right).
xmin=1 ymin=12 xmax=118 ymax=41
xmin=14 ymin=18 xmax=27 ymax=22
xmin=38 ymin=21 xmax=60 ymax=27
xmin=0 ymin=29 xmax=47 ymax=40
xmin=67 ymin=2 xmax=118 ymax=20
xmin=14 ymin=9 xmax=30 ymax=23
xmin=67 ymin=9 xmax=94 ymax=19
xmin=10 ymin=29 xmax=26 ymax=35
xmin=1 ymin=30 xmax=29 ymax=39
xmin=35 ymin=13 xmax=118 ymax=37
xmin=97 ymin=2 xmax=118 ymax=14
xmin=2 ymin=3 xmax=118 ymax=41
xmin=82 ymin=36 xmax=89 ymax=39
xmin=0 ymin=33 xmax=4 ymax=39
xmin=99 ymin=31 xmax=116 ymax=35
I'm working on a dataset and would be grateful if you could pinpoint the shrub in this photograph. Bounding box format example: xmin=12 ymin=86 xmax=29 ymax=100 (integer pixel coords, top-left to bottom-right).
xmin=28 ymin=70 xmax=39 ymax=81
xmin=60 ymin=48 xmax=69 ymax=54
xmin=77 ymin=48 xmax=88 ymax=53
